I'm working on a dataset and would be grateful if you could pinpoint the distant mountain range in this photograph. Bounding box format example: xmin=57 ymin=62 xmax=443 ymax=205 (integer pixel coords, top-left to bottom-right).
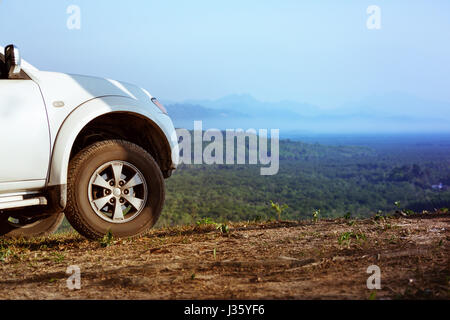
xmin=163 ymin=93 xmax=450 ymax=134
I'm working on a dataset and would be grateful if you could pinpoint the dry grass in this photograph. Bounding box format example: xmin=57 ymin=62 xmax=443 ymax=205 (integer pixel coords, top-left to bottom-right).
xmin=0 ymin=214 xmax=448 ymax=300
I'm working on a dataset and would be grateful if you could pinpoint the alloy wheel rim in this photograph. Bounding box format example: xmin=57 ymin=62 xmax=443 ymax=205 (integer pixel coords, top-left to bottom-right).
xmin=87 ymin=160 xmax=148 ymax=224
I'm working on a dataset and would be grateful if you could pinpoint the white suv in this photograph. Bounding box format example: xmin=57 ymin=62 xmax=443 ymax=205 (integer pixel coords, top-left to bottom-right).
xmin=0 ymin=44 xmax=179 ymax=239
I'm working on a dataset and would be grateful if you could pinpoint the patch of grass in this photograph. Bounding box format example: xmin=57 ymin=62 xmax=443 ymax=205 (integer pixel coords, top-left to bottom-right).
xmin=51 ymin=252 xmax=65 ymax=263
xmin=216 ymin=223 xmax=229 ymax=234
xmin=338 ymin=231 xmax=367 ymax=246
xmin=343 ymin=212 xmax=351 ymax=220
xmin=195 ymin=217 xmax=230 ymax=234
xmin=0 ymin=246 xmax=13 ymax=262
xmin=196 ymin=217 xmax=230 ymax=234
xmin=99 ymin=230 xmax=114 ymax=247
xmin=393 ymin=201 xmax=415 ymax=216
xmin=347 ymin=220 xmax=356 ymax=226
xmin=196 ymin=217 xmax=216 ymax=226
xmin=374 ymin=210 xmax=385 ymax=222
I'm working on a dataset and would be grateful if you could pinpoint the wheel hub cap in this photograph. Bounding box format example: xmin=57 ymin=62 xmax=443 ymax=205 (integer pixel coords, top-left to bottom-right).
xmin=87 ymin=160 xmax=148 ymax=224
xmin=113 ymin=188 xmax=122 ymax=197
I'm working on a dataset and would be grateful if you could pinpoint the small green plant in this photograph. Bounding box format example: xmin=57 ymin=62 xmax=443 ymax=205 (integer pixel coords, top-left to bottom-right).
xmin=338 ymin=232 xmax=351 ymax=245
xmin=51 ymin=252 xmax=65 ymax=263
xmin=374 ymin=210 xmax=385 ymax=221
xmin=253 ymin=215 xmax=262 ymax=222
xmin=368 ymin=291 xmax=377 ymax=300
xmin=393 ymin=201 xmax=415 ymax=216
xmin=440 ymin=208 xmax=449 ymax=214
xmin=100 ymin=229 xmax=114 ymax=247
xmin=338 ymin=231 xmax=366 ymax=246
xmin=343 ymin=212 xmax=351 ymax=220
xmin=196 ymin=218 xmax=229 ymax=234
xmin=383 ymin=223 xmax=392 ymax=230
xmin=190 ymin=273 xmax=196 ymax=280
xmin=0 ymin=246 xmax=12 ymax=262
xmin=312 ymin=209 xmax=320 ymax=222
xmin=196 ymin=217 xmax=215 ymax=226
xmin=216 ymin=223 xmax=229 ymax=234
xmin=357 ymin=233 xmax=366 ymax=241
xmin=270 ymin=201 xmax=288 ymax=221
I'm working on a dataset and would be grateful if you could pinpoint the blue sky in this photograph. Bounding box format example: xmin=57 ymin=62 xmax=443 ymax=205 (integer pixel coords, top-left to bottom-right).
xmin=1 ymin=0 xmax=450 ymax=110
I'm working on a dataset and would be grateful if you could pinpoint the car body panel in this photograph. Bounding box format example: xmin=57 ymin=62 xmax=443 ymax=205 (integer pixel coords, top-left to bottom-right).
xmin=0 ymin=80 xmax=50 ymax=186
xmin=48 ymin=95 xmax=179 ymax=187
xmin=0 ymin=46 xmax=178 ymax=203
xmin=29 ymin=71 xmax=165 ymax=149
xmin=0 ymin=180 xmax=47 ymax=194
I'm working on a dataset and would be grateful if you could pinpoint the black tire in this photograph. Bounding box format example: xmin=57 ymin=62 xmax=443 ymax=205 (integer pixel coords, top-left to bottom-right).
xmin=0 ymin=212 xmax=64 ymax=239
xmin=65 ymin=140 xmax=165 ymax=240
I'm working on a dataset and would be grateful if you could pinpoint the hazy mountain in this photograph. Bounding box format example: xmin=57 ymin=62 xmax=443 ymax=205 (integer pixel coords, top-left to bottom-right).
xmin=165 ymin=93 xmax=450 ymax=133
xmin=184 ymin=94 xmax=322 ymax=117
xmin=166 ymin=103 xmax=249 ymax=119
xmin=338 ymin=92 xmax=450 ymax=119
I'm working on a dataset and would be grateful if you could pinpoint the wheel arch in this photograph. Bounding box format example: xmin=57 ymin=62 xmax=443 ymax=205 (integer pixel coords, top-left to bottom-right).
xmin=48 ymin=96 xmax=177 ymax=191
xmin=69 ymin=112 xmax=174 ymax=176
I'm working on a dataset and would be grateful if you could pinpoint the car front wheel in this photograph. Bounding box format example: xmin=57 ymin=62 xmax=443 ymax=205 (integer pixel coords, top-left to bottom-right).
xmin=65 ymin=140 xmax=165 ymax=240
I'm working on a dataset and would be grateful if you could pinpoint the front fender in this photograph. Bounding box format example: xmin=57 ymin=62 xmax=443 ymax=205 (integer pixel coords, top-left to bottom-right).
xmin=48 ymin=96 xmax=179 ymax=188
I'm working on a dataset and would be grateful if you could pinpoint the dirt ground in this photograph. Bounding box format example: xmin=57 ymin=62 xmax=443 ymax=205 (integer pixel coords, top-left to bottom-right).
xmin=0 ymin=213 xmax=448 ymax=300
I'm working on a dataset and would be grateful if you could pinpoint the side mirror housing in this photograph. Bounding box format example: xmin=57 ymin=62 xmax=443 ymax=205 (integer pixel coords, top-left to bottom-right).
xmin=5 ymin=44 xmax=22 ymax=79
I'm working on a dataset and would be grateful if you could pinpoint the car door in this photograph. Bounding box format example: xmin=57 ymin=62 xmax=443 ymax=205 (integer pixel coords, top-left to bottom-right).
xmin=0 ymin=67 xmax=50 ymax=190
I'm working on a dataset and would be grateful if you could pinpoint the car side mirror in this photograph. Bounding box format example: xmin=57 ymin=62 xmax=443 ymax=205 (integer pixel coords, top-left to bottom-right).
xmin=5 ymin=44 xmax=22 ymax=79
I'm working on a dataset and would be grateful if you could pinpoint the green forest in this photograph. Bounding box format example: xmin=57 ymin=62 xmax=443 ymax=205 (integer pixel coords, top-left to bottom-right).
xmin=158 ymin=134 xmax=450 ymax=226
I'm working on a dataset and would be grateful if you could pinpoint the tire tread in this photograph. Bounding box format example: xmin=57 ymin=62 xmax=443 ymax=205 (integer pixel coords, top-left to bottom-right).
xmin=65 ymin=139 xmax=165 ymax=240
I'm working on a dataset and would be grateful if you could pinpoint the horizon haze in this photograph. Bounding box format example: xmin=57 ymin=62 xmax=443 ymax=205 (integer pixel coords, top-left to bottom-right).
xmin=1 ymin=0 xmax=449 ymax=134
